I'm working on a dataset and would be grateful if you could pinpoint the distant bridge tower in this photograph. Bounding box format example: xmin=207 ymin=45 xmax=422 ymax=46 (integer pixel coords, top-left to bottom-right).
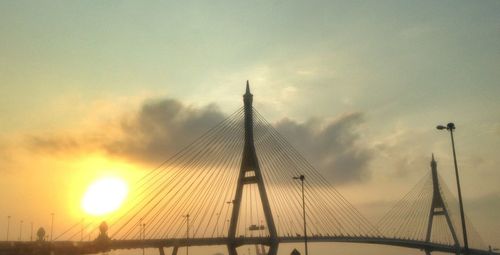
xmin=227 ymin=81 xmax=278 ymax=255
xmin=425 ymin=154 xmax=460 ymax=255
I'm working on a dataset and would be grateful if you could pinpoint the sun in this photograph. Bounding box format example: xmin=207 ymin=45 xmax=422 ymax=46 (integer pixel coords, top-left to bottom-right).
xmin=81 ymin=177 xmax=128 ymax=216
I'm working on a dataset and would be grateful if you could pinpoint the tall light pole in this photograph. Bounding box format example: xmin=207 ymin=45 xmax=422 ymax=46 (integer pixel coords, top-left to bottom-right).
xmin=19 ymin=220 xmax=23 ymax=241
xmin=50 ymin=213 xmax=54 ymax=241
xmin=183 ymin=214 xmax=190 ymax=255
xmin=223 ymin=200 xmax=233 ymax=236
xmin=142 ymin=223 xmax=146 ymax=255
xmin=6 ymin=216 xmax=10 ymax=241
xmin=80 ymin=218 xmax=84 ymax=241
xmin=215 ymin=213 xmax=220 ymax=237
xmin=293 ymin=174 xmax=308 ymax=255
xmin=437 ymin=122 xmax=469 ymax=254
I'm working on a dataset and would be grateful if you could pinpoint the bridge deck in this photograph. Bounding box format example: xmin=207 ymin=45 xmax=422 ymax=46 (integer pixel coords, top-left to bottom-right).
xmin=0 ymin=236 xmax=496 ymax=255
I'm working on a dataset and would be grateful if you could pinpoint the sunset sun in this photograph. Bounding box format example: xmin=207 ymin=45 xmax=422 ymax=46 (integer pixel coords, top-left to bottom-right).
xmin=81 ymin=177 xmax=128 ymax=216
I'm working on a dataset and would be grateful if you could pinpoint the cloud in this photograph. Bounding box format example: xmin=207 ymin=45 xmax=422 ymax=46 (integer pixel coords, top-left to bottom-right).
xmin=103 ymin=98 xmax=226 ymax=164
xmin=274 ymin=112 xmax=373 ymax=184
xmin=25 ymin=98 xmax=373 ymax=184
xmin=25 ymin=98 xmax=227 ymax=166
xmin=0 ymin=139 xmax=14 ymax=172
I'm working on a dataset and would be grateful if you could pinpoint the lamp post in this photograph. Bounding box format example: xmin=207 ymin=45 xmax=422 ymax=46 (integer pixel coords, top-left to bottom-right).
xmin=19 ymin=220 xmax=23 ymax=241
xmin=6 ymin=216 xmax=10 ymax=241
xmin=80 ymin=218 xmax=84 ymax=241
xmin=293 ymin=174 xmax=308 ymax=255
xmin=223 ymin=200 xmax=233 ymax=236
xmin=437 ymin=122 xmax=468 ymax=254
xmin=142 ymin=223 xmax=146 ymax=255
xmin=50 ymin=213 xmax=54 ymax=241
xmin=183 ymin=214 xmax=190 ymax=255
xmin=215 ymin=213 xmax=220 ymax=237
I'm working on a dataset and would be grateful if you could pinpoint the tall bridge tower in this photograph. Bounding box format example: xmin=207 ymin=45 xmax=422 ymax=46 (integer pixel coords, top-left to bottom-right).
xmin=425 ymin=155 xmax=460 ymax=255
xmin=227 ymin=82 xmax=278 ymax=255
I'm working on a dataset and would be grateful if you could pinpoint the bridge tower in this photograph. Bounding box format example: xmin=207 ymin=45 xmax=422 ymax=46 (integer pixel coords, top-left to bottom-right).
xmin=425 ymin=154 xmax=460 ymax=255
xmin=227 ymin=82 xmax=278 ymax=255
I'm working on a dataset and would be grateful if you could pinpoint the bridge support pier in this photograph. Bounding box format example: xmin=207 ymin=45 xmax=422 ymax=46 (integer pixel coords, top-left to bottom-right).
xmin=227 ymin=244 xmax=237 ymax=255
xmin=159 ymin=247 xmax=165 ymax=255
xmin=267 ymin=243 xmax=279 ymax=255
xmin=171 ymin=246 xmax=178 ymax=255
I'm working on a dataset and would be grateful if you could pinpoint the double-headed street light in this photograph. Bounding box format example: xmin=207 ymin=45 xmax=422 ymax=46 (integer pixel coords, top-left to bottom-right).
xmin=293 ymin=174 xmax=308 ymax=255
xmin=437 ymin=122 xmax=468 ymax=254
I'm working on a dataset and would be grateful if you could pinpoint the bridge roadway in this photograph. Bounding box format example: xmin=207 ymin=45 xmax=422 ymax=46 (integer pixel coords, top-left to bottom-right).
xmin=0 ymin=236 xmax=497 ymax=255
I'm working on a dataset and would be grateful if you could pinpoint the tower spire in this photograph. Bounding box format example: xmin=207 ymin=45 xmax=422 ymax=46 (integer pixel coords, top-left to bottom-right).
xmin=431 ymin=153 xmax=436 ymax=168
xmin=246 ymin=80 xmax=251 ymax=94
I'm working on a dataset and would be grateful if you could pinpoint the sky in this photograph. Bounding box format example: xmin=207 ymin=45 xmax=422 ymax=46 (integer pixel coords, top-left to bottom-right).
xmin=0 ymin=1 xmax=499 ymax=254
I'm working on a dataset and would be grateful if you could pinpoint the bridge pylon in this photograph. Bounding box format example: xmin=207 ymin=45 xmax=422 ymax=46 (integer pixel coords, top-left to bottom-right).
xmin=227 ymin=81 xmax=278 ymax=255
xmin=425 ymin=154 xmax=460 ymax=255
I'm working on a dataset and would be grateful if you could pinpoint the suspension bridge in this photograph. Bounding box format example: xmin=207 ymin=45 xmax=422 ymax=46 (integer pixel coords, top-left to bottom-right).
xmin=0 ymin=82 xmax=496 ymax=255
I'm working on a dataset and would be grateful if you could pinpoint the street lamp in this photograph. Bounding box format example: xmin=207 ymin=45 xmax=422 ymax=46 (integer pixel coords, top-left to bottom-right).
xmin=19 ymin=220 xmax=23 ymax=241
xmin=142 ymin=223 xmax=146 ymax=255
xmin=293 ymin=174 xmax=308 ymax=255
xmin=50 ymin=213 xmax=54 ymax=241
xmin=222 ymin=200 xmax=234 ymax=236
xmin=80 ymin=218 xmax=84 ymax=241
xmin=215 ymin=213 xmax=220 ymax=237
xmin=437 ymin=122 xmax=469 ymax=254
xmin=183 ymin=214 xmax=190 ymax=255
xmin=6 ymin=216 xmax=10 ymax=241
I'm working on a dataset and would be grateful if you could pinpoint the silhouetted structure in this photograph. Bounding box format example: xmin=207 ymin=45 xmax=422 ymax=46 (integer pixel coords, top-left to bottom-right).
xmin=0 ymin=83 xmax=494 ymax=255
xmin=228 ymin=81 xmax=278 ymax=255
xmin=425 ymin=155 xmax=459 ymax=255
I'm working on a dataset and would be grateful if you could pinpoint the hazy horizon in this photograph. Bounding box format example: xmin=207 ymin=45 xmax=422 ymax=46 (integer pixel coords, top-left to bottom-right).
xmin=1 ymin=1 xmax=499 ymax=255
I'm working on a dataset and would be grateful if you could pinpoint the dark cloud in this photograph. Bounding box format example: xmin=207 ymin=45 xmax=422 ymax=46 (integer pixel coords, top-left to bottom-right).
xmin=28 ymin=135 xmax=87 ymax=154
xmin=25 ymin=132 xmax=110 ymax=157
xmin=274 ymin=112 xmax=373 ymax=184
xmin=25 ymin=98 xmax=226 ymax=166
xmin=26 ymin=98 xmax=373 ymax=184
xmin=104 ymin=99 xmax=226 ymax=164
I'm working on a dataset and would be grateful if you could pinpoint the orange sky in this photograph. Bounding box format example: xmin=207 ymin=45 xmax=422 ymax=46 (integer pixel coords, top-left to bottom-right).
xmin=1 ymin=1 xmax=499 ymax=255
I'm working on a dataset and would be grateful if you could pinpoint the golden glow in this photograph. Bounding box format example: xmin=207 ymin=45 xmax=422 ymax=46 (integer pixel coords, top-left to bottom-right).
xmin=81 ymin=176 xmax=128 ymax=216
